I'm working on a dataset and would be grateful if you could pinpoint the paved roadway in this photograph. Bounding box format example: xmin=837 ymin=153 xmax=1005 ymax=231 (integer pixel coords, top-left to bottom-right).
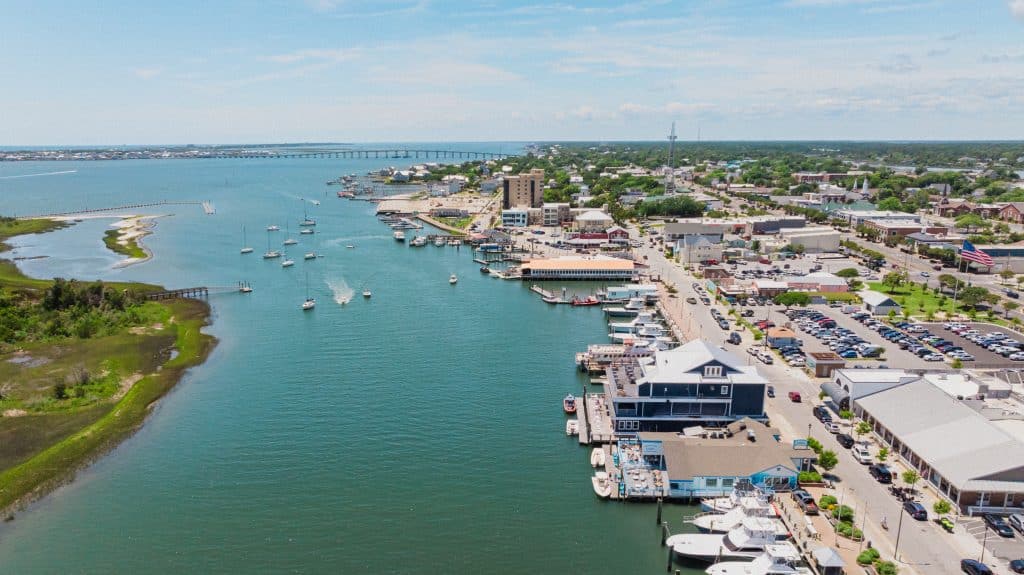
xmin=635 ymin=237 xmax=983 ymax=575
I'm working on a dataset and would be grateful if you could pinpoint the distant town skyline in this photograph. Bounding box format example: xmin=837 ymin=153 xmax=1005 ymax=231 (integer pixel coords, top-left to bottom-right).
xmin=3 ymin=0 xmax=1024 ymax=145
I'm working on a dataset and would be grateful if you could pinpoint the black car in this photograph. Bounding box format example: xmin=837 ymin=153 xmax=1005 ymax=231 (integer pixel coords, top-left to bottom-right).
xmin=836 ymin=433 xmax=855 ymax=449
xmin=766 ymin=385 xmax=775 ymax=398
xmin=983 ymin=514 xmax=1015 ymax=538
xmin=1010 ymin=559 xmax=1024 ymax=574
xmin=962 ymin=559 xmax=994 ymax=575
xmin=869 ymin=464 xmax=893 ymax=483
xmin=812 ymin=406 xmax=831 ymax=422
xmin=903 ymin=501 xmax=928 ymax=521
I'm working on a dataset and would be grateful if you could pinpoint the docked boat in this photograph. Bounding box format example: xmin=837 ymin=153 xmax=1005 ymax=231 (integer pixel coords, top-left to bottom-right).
xmin=240 ymin=226 xmax=254 ymax=254
xmin=592 ymin=471 xmax=613 ymax=498
xmin=602 ymin=297 xmax=647 ymax=317
xmin=410 ymin=236 xmax=428 ymax=247
xmin=542 ymin=295 xmax=563 ymax=304
xmin=705 ymin=543 xmax=810 ymax=575
xmin=434 ymin=237 xmax=446 ymax=247
xmin=394 ymin=230 xmax=406 ymax=242
xmin=668 ymin=517 xmax=781 ymax=563
xmin=608 ymin=312 xmax=660 ymax=333
xmin=575 ymin=339 xmax=675 ymax=370
xmin=690 ymin=498 xmax=786 ymax=538
xmin=449 ymin=274 xmax=458 ymax=285
xmin=571 ymin=296 xmax=601 ymax=307
xmin=590 ymin=448 xmax=606 ymax=468
xmin=702 ymin=488 xmax=771 ymax=514
xmin=565 ymin=419 xmax=579 ymax=436
xmin=563 ymin=394 xmax=577 ymax=414
xmin=480 ymin=266 xmax=490 ymax=274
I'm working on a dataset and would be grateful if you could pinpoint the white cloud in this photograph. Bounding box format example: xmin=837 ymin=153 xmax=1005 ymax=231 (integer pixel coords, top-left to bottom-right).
xmin=133 ymin=68 xmax=162 ymax=80
xmin=1011 ymin=0 xmax=1024 ymax=19
xmin=266 ymin=49 xmax=360 ymax=64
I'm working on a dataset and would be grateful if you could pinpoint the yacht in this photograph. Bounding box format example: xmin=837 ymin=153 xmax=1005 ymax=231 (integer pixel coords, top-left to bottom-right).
xmin=690 ymin=497 xmax=787 ymax=538
xmin=434 ymin=237 xmax=446 ymax=247
xmin=608 ymin=325 xmax=668 ymax=342
xmin=565 ymin=419 xmax=579 ymax=436
xmin=301 ymin=298 xmax=316 ymax=310
xmin=702 ymin=488 xmax=770 ymax=514
xmin=608 ymin=312 xmax=660 ymax=333
xmin=575 ymin=340 xmax=674 ymax=371
xmin=281 ymin=250 xmax=294 ymax=267
xmin=240 ymin=226 xmax=254 ymax=254
xmin=263 ymin=232 xmax=281 ymax=259
xmin=667 ymin=517 xmax=781 ymax=563
xmin=394 ymin=230 xmax=406 ymax=242
xmin=592 ymin=471 xmax=613 ymax=498
xmin=449 ymin=274 xmax=458 ymax=285
xmin=563 ymin=394 xmax=577 ymax=414
xmin=705 ymin=544 xmax=810 ymax=575
xmin=283 ymin=238 xmax=298 ymax=246
xmin=410 ymin=236 xmax=427 ymax=247
xmin=602 ymin=297 xmax=647 ymax=317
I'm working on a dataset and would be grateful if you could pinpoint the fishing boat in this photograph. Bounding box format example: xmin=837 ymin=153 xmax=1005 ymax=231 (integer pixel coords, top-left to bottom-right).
xmin=667 ymin=517 xmax=781 ymax=563
xmin=592 ymin=471 xmax=613 ymax=498
xmin=704 ymin=544 xmax=810 ymax=575
xmin=590 ymin=448 xmax=606 ymax=468
xmin=263 ymin=231 xmax=281 ymax=259
xmin=449 ymin=274 xmax=458 ymax=285
xmin=563 ymin=394 xmax=577 ymax=413
xmin=690 ymin=497 xmax=786 ymax=538
xmin=393 ymin=230 xmax=406 ymax=242
xmin=565 ymin=419 xmax=579 ymax=436
xmin=571 ymin=295 xmax=601 ymax=307
xmin=266 ymin=225 xmax=280 ymax=232
xmin=434 ymin=237 xmax=445 ymax=247
xmin=240 ymin=226 xmax=254 ymax=254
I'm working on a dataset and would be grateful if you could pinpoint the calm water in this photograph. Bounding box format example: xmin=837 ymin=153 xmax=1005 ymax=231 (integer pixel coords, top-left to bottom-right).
xmin=0 ymin=153 xmax=698 ymax=574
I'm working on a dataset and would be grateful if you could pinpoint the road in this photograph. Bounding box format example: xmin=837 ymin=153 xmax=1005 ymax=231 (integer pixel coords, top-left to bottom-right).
xmin=635 ymin=236 xmax=982 ymax=575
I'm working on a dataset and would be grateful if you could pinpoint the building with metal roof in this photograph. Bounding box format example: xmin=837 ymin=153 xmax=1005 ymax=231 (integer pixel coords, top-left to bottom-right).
xmin=858 ymin=290 xmax=901 ymax=316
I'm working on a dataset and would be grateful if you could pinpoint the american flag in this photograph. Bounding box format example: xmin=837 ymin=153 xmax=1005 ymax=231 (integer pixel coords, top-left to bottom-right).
xmin=961 ymin=240 xmax=994 ymax=266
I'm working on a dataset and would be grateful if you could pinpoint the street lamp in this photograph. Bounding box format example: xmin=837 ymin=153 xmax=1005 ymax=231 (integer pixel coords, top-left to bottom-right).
xmin=893 ymin=505 xmax=907 ymax=561
xmin=980 ymin=523 xmax=990 ymax=564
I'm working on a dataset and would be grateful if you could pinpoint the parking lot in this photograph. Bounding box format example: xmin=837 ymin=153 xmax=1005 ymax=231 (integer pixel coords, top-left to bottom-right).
xmin=961 ymin=516 xmax=1024 ymax=563
xmin=921 ymin=323 xmax=1024 ymax=369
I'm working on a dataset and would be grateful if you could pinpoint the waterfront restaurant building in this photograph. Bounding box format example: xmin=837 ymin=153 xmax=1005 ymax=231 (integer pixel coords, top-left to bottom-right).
xmin=604 ymin=340 xmax=768 ymax=434
xmin=520 ymin=255 xmax=636 ymax=280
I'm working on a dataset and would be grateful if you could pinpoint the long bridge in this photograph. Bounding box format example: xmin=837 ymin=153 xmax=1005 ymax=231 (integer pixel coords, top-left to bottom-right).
xmin=214 ymin=149 xmax=513 ymax=160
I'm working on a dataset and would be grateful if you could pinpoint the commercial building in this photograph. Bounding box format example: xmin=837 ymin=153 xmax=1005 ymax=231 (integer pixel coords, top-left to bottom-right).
xmin=819 ymin=368 xmax=920 ymax=411
xmin=520 ymin=255 xmax=636 ymax=280
xmin=675 ymin=236 xmax=725 ymax=265
xmin=859 ymin=290 xmax=901 ymax=316
xmin=854 ymin=379 xmax=1024 ymax=515
xmin=604 ymin=340 xmax=768 ymax=434
xmin=635 ymin=419 xmax=808 ymax=498
xmin=541 ymin=203 xmax=571 ymax=227
xmin=502 ymin=168 xmax=545 ymax=209
xmin=574 ymin=210 xmax=615 ymax=233
xmin=861 ymin=220 xmax=947 ymax=242
xmin=662 ymin=216 xmax=805 ymax=242
xmin=777 ymin=227 xmax=842 ymax=253
xmin=766 ymin=327 xmax=799 ymax=349
xmin=806 ymin=352 xmax=845 ymax=378
xmin=783 ymin=272 xmax=849 ymax=293
xmin=501 ymin=209 xmax=529 ymax=227
xmin=835 ymin=210 xmax=920 ymax=227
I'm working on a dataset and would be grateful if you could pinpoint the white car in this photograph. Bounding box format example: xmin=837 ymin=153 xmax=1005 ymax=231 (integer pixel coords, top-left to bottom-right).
xmin=923 ymin=353 xmax=945 ymax=362
xmin=852 ymin=445 xmax=873 ymax=464
xmin=1011 ymin=352 xmax=1024 ymax=361
xmin=824 ymin=421 xmax=840 ymax=434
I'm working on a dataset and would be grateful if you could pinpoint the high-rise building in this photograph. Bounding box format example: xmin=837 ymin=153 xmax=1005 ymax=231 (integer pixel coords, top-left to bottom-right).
xmin=502 ymin=169 xmax=545 ymax=209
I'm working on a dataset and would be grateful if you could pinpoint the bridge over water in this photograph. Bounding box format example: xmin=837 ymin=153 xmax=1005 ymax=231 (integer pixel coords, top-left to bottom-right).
xmin=215 ymin=149 xmax=514 ymax=161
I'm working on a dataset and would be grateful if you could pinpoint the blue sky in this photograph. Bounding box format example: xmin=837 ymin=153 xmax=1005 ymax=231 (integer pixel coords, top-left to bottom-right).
xmin=1 ymin=0 xmax=1023 ymax=144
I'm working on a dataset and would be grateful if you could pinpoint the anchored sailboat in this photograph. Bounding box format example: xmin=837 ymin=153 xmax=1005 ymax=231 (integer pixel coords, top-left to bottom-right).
xmin=240 ymin=226 xmax=253 ymax=254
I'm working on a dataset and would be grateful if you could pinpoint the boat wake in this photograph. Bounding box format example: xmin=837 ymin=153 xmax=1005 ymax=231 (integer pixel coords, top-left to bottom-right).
xmin=324 ymin=235 xmax=391 ymax=247
xmin=326 ymin=278 xmax=355 ymax=305
xmin=0 ymin=169 xmax=77 ymax=179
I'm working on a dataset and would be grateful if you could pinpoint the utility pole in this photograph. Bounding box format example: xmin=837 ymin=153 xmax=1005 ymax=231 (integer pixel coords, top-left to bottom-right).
xmin=666 ymin=122 xmax=677 ymax=193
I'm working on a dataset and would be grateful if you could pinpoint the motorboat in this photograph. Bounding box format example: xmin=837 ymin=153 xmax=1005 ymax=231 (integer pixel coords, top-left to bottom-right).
xmin=608 ymin=325 xmax=668 ymax=342
xmin=592 ymin=471 xmax=613 ymax=498
xmin=668 ymin=517 xmax=781 ymax=563
xmin=281 ymin=252 xmax=294 ymax=267
xmin=267 ymin=225 xmax=280 ymax=231
xmin=608 ymin=312 xmax=660 ymax=333
xmin=702 ymin=488 xmax=770 ymax=514
xmin=563 ymin=394 xmax=577 ymax=414
xmin=346 ymin=245 xmax=355 ymax=249
xmin=263 ymin=250 xmax=281 ymax=259
xmin=283 ymin=238 xmax=298 ymax=246
xmin=394 ymin=230 xmax=406 ymax=242
xmin=449 ymin=274 xmax=458 ymax=285
xmin=410 ymin=236 xmax=428 ymax=247
xmin=300 ymin=229 xmax=314 ymax=235
xmin=690 ymin=499 xmax=787 ymax=538
xmin=434 ymin=237 xmax=445 ymax=247
xmin=602 ymin=297 xmax=647 ymax=317
xmin=301 ymin=298 xmax=315 ymax=311
xmin=565 ymin=419 xmax=579 ymax=436
xmin=362 ymin=289 xmax=372 ymax=299
xmin=571 ymin=296 xmax=601 ymax=307
xmin=238 ymin=281 xmax=253 ymax=293
xmin=590 ymin=448 xmax=606 ymax=468
xmin=480 ymin=266 xmax=490 ymax=274
xmin=705 ymin=543 xmax=810 ymax=575
xmin=304 ymin=252 xmax=317 ymax=260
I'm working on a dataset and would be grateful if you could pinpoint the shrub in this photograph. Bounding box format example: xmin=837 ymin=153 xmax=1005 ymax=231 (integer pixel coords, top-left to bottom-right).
xmin=52 ymin=382 xmax=67 ymax=400
xmin=819 ymin=494 xmax=838 ymax=508
xmin=836 ymin=521 xmax=863 ymax=540
xmin=877 ymin=447 xmax=889 ymax=462
xmin=839 ymin=409 xmax=854 ymax=420
xmin=807 ymin=437 xmax=823 ymax=455
xmin=833 ymin=505 xmax=855 ymax=522
xmin=799 ymin=471 xmax=822 ymax=483
xmin=875 ymin=560 xmax=899 ymax=575
xmin=856 ymin=549 xmax=880 ymax=565
xmin=933 ymin=500 xmax=952 ymax=515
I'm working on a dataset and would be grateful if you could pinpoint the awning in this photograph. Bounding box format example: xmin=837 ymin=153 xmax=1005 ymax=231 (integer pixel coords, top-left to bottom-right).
xmin=819 ymin=382 xmax=850 ymax=410
xmin=812 ymin=546 xmax=845 ymax=568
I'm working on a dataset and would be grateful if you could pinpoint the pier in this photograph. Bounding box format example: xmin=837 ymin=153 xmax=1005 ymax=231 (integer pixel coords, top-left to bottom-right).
xmin=18 ymin=200 xmax=206 ymax=219
xmin=144 ymin=286 xmax=209 ymax=301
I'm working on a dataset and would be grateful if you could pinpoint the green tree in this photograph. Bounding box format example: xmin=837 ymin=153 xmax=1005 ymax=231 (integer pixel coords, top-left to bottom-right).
xmin=855 ymin=421 xmax=872 ymax=439
xmin=878 ymin=447 xmax=889 ymax=462
xmin=836 ymin=268 xmax=860 ymax=278
xmin=774 ymin=292 xmax=811 ymax=309
xmin=877 ymin=197 xmax=902 ymax=211
xmin=882 ymin=271 xmax=907 ymax=292
xmin=902 ymin=469 xmax=920 ymax=490
xmin=1005 ymin=301 xmax=1020 ymax=318
xmin=959 ymin=286 xmax=990 ymax=309
xmin=818 ymin=450 xmax=839 ymax=472
xmin=750 ymin=239 xmax=761 ymax=252
xmin=933 ymin=500 xmax=952 ymax=516
xmin=807 ymin=437 xmax=823 ymax=455
xmin=955 ymin=213 xmax=986 ymax=233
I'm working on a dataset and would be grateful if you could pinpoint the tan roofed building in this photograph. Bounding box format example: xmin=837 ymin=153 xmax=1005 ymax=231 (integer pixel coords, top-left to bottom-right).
xmin=520 ymin=255 xmax=636 ymax=280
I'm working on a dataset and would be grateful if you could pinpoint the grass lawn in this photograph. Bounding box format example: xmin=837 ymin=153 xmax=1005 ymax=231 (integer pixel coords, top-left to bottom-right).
xmin=436 ymin=216 xmax=473 ymax=230
xmin=867 ymin=281 xmax=963 ymax=318
xmin=103 ymin=228 xmax=146 ymax=259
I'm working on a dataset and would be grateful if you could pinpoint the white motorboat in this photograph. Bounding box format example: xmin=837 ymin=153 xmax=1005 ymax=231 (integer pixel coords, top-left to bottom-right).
xmin=410 ymin=236 xmax=428 ymax=247
xmin=591 ymin=471 xmax=613 ymax=498
xmin=304 ymin=252 xmax=317 ymax=260
xmin=281 ymin=252 xmax=294 ymax=267
xmin=238 ymin=281 xmax=253 ymax=293
xmin=590 ymin=448 xmax=606 ymax=468
xmin=394 ymin=230 xmax=406 ymax=242
xmin=565 ymin=419 xmax=579 ymax=436
xmin=346 ymin=245 xmax=355 ymax=249
xmin=434 ymin=237 xmax=445 ymax=247
xmin=690 ymin=499 xmax=786 ymax=538
xmin=608 ymin=326 xmax=669 ymax=343
xmin=362 ymin=289 xmax=372 ymax=299
xmin=668 ymin=517 xmax=780 ymax=563
xmin=301 ymin=273 xmax=315 ymax=310
xmin=240 ymin=226 xmax=254 ymax=254
xmin=608 ymin=312 xmax=660 ymax=333
xmin=602 ymin=297 xmax=647 ymax=317
xmin=705 ymin=543 xmax=810 ymax=575
xmin=449 ymin=274 xmax=458 ymax=285
xmin=702 ymin=488 xmax=769 ymax=513
xmin=283 ymin=238 xmax=298 ymax=246
xmin=266 ymin=225 xmax=280 ymax=231
xmin=300 ymin=229 xmax=314 ymax=235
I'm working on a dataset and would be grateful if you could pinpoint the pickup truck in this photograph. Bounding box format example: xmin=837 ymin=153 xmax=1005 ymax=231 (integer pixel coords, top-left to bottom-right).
xmin=852 ymin=444 xmax=873 ymax=464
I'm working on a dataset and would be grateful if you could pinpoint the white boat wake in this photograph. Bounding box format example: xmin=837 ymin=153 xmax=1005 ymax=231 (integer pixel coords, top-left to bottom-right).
xmin=326 ymin=278 xmax=354 ymax=305
xmin=0 ymin=169 xmax=77 ymax=179
xmin=323 ymin=235 xmax=391 ymax=247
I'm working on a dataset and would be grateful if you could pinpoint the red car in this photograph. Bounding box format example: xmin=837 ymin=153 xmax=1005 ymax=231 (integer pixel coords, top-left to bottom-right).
xmin=788 ymin=391 xmax=802 ymax=402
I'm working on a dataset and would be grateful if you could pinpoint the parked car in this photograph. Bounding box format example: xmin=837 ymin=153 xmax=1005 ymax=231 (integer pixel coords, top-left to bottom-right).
xmin=766 ymin=385 xmax=775 ymax=398
xmin=903 ymin=501 xmax=928 ymax=521
xmin=983 ymin=513 xmax=1015 ymax=538
xmin=788 ymin=391 xmax=802 ymax=403
xmin=812 ymin=406 xmax=831 ymax=421
xmin=728 ymin=332 xmax=742 ymax=345
xmin=852 ymin=444 xmax=872 ymax=464
xmin=961 ymin=559 xmax=994 ymax=575
xmin=1010 ymin=513 xmax=1024 ymax=534
xmin=836 ymin=433 xmax=855 ymax=449
xmin=1009 ymin=559 xmax=1024 ymax=574
xmin=869 ymin=464 xmax=893 ymax=483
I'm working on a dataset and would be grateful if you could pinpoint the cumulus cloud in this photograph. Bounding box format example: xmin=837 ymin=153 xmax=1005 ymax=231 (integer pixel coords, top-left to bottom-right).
xmin=1011 ymin=0 xmax=1024 ymax=19
xmin=266 ymin=49 xmax=360 ymax=64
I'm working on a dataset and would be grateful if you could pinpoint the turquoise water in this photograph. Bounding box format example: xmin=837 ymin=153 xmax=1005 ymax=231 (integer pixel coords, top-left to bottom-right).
xmin=0 ymin=155 xmax=699 ymax=574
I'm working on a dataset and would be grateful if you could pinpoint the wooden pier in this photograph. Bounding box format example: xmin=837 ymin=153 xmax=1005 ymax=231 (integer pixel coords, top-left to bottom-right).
xmin=18 ymin=200 xmax=206 ymax=219
xmin=145 ymin=286 xmax=208 ymax=301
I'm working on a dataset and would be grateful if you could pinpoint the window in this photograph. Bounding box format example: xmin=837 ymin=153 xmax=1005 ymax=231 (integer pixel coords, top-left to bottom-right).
xmin=705 ymin=478 xmax=718 ymax=488
xmin=722 ymin=478 xmax=734 ymax=488
xmin=704 ymin=365 xmax=723 ymax=378
xmin=720 ymin=385 xmax=729 ymax=395
xmin=670 ymin=482 xmax=680 ymax=490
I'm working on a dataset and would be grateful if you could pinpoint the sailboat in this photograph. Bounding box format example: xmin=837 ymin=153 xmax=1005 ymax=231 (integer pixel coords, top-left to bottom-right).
xmin=283 ymin=222 xmax=298 ymax=246
xmin=300 ymin=200 xmax=316 ymax=227
xmin=238 ymin=281 xmax=253 ymax=293
xmin=263 ymin=230 xmax=281 ymax=259
xmin=300 ymin=228 xmax=314 ymax=235
xmin=266 ymin=224 xmax=280 ymax=232
xmin=240 ymin=226 xmax=254 ymax=254
xmin=281 ymin=249 xmax=294 ymax=267
xmin=301 ymin=272 xmax=315 ymax=310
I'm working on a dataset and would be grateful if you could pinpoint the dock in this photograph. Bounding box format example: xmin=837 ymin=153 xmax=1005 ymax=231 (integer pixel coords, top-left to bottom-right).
xmin=144 ymin=286 xmax=209 ymax=300
xmin=18 ymin=200 xmax=206 ymax=219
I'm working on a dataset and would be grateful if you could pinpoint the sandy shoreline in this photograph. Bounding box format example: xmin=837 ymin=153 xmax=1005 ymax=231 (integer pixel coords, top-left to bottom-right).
xmin=47 ymin=214 xmax=161 ymax=268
